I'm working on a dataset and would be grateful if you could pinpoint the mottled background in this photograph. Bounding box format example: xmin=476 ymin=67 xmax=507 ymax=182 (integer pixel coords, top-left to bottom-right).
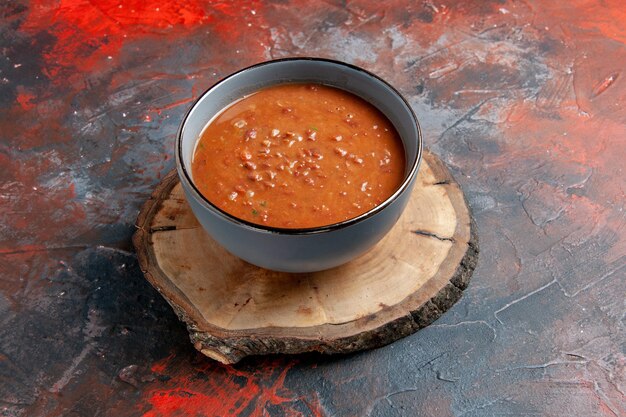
xmin=1 ymin=1 xmax=624 ymax=416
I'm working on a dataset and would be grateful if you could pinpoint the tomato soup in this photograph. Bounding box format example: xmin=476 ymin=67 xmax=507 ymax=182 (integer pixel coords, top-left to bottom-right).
xmin=191 ymin=83 xmax=405 ymax=228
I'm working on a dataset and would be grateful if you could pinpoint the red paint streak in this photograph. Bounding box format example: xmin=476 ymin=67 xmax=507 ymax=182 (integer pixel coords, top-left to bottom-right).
xmin=146 ymin=385 xmax=260 ymax=417
xmin=16 ymin=89 xmax=36 ymax=111
xmin=150 ymin=353 xmax=175 ymax=374
xmin=151 ymin=96 xmax=195 ymax=115
xmin=0 ymin=244 xmax=64 ymax=255
xmin=20 ymin=0 xmax=210 ymax=81
xmin=141 ymin=355 xmax=325 ymax=416
xmin=592 ymin=73 xmax=619 ymax=98
xmin=20 ymin=0 xmax=264 ymax=84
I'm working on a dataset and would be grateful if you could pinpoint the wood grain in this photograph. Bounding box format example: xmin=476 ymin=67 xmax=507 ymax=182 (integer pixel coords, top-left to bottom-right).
xmin=133 ymin=150 xmax=478 ymax=364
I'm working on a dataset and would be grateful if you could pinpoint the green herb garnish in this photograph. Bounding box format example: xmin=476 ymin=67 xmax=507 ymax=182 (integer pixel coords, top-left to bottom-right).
xmin=310 ymin=126 xmax=318 ymax=131
xmin=252 ymin=209 xmax=259 ymax=216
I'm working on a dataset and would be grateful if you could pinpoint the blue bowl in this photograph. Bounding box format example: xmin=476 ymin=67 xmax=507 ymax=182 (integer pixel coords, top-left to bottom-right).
xmin=176 ymin=58 xmax=422 ymax=272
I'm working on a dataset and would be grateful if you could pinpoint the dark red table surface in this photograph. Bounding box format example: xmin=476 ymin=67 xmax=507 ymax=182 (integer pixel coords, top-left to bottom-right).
xmin=1 ymin=1 xmax=625 ymax=416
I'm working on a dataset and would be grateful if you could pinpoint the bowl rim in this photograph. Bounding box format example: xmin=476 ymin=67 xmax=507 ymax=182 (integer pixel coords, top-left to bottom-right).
xmin=176 ymin=57 xmax=422 ymax=235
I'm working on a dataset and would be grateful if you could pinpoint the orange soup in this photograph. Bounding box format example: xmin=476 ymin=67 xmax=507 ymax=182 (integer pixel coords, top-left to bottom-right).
xmin=191 ymin=83 xmax=405 ymax=228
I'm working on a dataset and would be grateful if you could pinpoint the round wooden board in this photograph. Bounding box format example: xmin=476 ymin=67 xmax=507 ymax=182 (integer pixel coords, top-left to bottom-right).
xmin=133 ymin=150 xmax=478 ymax=364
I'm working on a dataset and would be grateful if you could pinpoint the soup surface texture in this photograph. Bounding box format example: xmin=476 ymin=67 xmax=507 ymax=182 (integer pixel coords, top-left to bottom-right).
xmin=191 ymin=83 xmax=405 ymax=228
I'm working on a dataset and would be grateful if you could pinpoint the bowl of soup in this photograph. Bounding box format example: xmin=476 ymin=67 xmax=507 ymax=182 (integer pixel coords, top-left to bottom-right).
xmin=176 ymin=58 xmax=422 ymax=272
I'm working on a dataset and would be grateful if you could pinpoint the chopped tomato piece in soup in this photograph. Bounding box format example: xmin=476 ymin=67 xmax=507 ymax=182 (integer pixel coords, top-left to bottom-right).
xmin=192 ymin=83 xmax=405 ymax=228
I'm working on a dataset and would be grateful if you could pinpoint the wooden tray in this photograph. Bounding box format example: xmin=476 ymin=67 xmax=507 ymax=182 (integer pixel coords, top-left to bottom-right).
xmin=133 ymin=150 xmax=478 ymax=364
